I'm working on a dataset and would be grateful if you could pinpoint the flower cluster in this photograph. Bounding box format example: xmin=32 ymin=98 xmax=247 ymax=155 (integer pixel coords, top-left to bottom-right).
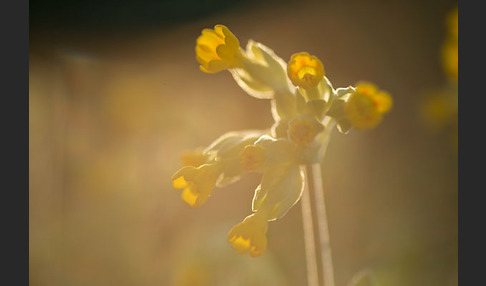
xmin=173 ymin=24 xmax=392 ymax=257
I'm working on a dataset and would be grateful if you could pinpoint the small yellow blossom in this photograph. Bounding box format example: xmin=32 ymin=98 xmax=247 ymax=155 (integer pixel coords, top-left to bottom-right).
xmin=344 ymin=82 xmax=392 ymax=130
xmin=204 ymin=131 xmax=263 ymax=186
xmin=172 ymin=164 xmax=221 ymax=208
xmin=287 ymin=52 xmax=325 ymax=89
xmin=227 ymin=212 xmax=268 ymax=257
xmin=288 ymin=115 xmax=325 ymax=146
xmin=196 ymin=24 xmax=242 ymax=73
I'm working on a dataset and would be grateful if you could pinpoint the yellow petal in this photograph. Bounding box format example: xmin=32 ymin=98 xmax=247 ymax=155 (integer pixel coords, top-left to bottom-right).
xmin=355 ymin=82 xmax=377 ymax=96
xmin=195 ymin=24 xmax=242 ymax=73
xmin=181 ymin=187 xmax=199 ymax=207
xmin=374 ymin=91 xmax=393 ymax=114
xmin=227 ymin=213 xmax=268 ymax=256
xmin=249 ymin=232 xmax=267 ymax=257
xmin=172 ymin=175 xmax=188 ymax=189
xmin=172 ymin=166 xmax=197 ymax=184
xmin=229 ymin=236 xmax=251 ymax=254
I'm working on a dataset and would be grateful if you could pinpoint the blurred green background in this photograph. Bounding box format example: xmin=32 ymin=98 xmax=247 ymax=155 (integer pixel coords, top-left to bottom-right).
xmin=29 ymin=0 xmax=458 ymax=285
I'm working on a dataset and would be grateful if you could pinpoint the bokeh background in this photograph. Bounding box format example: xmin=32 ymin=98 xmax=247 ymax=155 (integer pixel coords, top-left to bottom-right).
xmin=29 ymin=0 xmax=458 ymax=285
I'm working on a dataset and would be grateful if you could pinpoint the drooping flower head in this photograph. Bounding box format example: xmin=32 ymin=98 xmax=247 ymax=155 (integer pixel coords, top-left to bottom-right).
xmin=196 ymin=25 xmax=242 ymax=73
xmin=227 ymin=212 xmax=268 ymax=257
xmin=173 ymin=130 xmax=264 ymax=208
xmin=172 ymin=164 xmax=221 ymax=208
xmin=174 ymin=24 xmax=392 ymax=257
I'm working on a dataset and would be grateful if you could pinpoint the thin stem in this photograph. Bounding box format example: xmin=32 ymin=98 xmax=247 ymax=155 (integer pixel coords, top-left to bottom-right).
xmin=300 ymin=165 xmax=320 ymax=286
xmin=310 ymin=163 xmax=335 ymax=286
xmin=301 ymin=118 xmax=337 ymax=286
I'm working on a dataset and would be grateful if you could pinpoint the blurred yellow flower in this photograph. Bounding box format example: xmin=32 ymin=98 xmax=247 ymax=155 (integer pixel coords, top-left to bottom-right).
xmin=442 ymin=41 xmax=458 ymax=82
xmin=196 ymin=24 xmax=242 ymax=73
xmin=442 ymin=6 xmax=458 ymax=82
xmin=419 ymin=5 xmax=458 ymax=152
xmin=421 ymin=91 xmax=457 ymax=130
xmin=344 ymin=82 xmax=392 ymax=130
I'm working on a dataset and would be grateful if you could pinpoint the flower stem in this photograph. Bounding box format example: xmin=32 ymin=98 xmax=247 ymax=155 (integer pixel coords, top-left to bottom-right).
xmin=309 ymin=163 xmax=335 ymax=286
xmin=301 ymin=119 xmax=337 ymax=286
xmin=300 ymin=165 xmax=320 ymax=286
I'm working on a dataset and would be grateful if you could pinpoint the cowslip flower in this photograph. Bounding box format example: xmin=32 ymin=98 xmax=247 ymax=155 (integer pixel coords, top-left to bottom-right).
xmin=343 ymin=82 xmax=393 ymax=130
xmin=172 ymin=163 xmax=221 ymax=207
xmin=287 ymin=52 xmax=325 ymax=90
xmin=173 ymin=24 xmax=392 ymax=257
xmin=227 ymin=211 xmax=268 ymax=257
xmin=196 ymin=25 xmax=243 ymax=73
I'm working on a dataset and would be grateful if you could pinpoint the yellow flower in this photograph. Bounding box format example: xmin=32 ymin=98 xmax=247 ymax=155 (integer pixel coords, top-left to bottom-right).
xmin=344 ymin=82 xmax=392 ymax=130
xmin=287 ymin=52 xmax=325 ymax=89
xmin=227 ymin=212 xmax=268 ymax=257
xmin=205 ymin=131 xmax=264 ymax=186
xmin=172 ymin=131 xmax=263 ymax=207
xmin=196 ymin=24 xmax=242 ymax=73
xmin=172 ymin=164 xmax=221 ymax=208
